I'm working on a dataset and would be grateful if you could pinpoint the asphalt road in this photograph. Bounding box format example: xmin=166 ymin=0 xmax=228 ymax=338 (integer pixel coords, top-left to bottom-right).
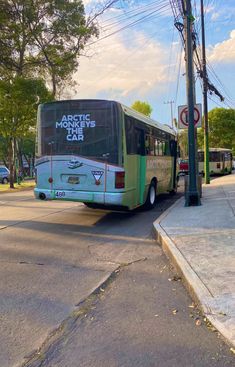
xmin=0 ymin=185 xmax=234 ymax=367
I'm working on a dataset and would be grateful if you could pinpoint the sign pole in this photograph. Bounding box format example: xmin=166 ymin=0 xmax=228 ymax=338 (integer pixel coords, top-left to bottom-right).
xmin=184 ymin=0 xmax=201 ymax=206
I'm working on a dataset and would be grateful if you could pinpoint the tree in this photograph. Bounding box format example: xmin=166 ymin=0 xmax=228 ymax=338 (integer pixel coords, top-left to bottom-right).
xmin=131 ymin=101 xmax=153 ymax=117
xmin=0 ymin=77 xmax=53 ymax=187
xmin=0 ymin=0 xmax=119 ymax=185
xmin=0 ymin=0 xmax=118 ymax=97
xmin=197 ymin=108 xmax=235 ymax=154
xmin=177 ymin=129 xmax=188 ymax=157
xmin=178 ymin=107 xmax=235 ymax=157
xmin=18 ymin=130 xmax=36 ymax=176
xmin=197 ymin=128 xmax=204 ymax=150
xmin=207 ymin=108 xmax=235 ymax=152
xmin=0 ymin=136 xmax=8 ymax=166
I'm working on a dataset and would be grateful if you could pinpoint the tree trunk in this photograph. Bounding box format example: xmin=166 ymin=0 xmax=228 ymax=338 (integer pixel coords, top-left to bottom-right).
xmin=9 ymin=139 xmax=15 ymax=189
xmin=52 ymin=73 xmax=57 ymax=98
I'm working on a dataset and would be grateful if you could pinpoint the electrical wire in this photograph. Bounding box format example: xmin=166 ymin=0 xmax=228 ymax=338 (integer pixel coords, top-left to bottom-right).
xmin=87 ymin=2 xmax=170 ymax=47
xmin=101 ymin=0 xmax=168 ymax=29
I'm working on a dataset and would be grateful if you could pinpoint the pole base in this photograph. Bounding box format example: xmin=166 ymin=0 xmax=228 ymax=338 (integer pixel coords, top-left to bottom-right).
xmin=185 ymin=190 xmax=201 ymax=206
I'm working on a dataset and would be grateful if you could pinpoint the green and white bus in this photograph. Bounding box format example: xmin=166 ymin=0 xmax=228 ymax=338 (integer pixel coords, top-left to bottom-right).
xmin=34 ymin=99 xmax=178 ymax=210
xmin=198 ymin=148 xmax=233 ymax=175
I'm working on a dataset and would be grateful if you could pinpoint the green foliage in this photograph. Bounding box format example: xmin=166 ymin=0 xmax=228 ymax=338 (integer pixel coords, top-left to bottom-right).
xmin=177 ymin=129 xmax=188 ymax=157
xmin=0 ymin=0 xmax=98 ymax=96
xmin=131 ymin=101 xmax=153 ymax=117
xmin=19 ymin=131 xmax=36 ymax=158
xmin=208 ymin=108 xmax=235 ymax=153
xmin=0 ymin=77 xmax=53 ymax=186
xmin=0 ymin=77 xmax=53 ymax=139
xmin=197 ymin=128 xmax=204 ymax=150
xmin=0 ymin=0 xmax=116 ymax=185
xmin=177 ymin=107 xmax=235 ymax=157
xmin=0 ymin=136 xmax=8 ymax=165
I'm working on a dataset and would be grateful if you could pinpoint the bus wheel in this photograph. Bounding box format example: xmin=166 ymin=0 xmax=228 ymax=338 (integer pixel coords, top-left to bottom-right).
xmin=144 ymin=182 xmax=156 ymax=209
xmin=170 ymin=186 xmax=177 ymax=195
xmin=83 ymin=202 xmax=98 ymax=209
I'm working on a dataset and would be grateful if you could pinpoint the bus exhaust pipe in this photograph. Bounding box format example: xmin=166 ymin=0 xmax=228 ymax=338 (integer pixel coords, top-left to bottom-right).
xmin=39 ymin=192 xmax=46 ymax=200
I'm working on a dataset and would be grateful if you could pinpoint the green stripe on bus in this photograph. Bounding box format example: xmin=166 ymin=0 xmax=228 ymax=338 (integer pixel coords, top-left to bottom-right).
xmin=139 ymin=156 xmax=146 ymax=205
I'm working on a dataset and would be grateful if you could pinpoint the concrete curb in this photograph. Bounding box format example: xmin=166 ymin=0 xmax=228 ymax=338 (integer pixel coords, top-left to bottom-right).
xmin=153 ymin=197 xmax=235 ymax=348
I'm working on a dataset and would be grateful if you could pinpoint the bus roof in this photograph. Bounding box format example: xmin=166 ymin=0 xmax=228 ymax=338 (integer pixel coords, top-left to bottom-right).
xmin=39 ymin=99 xmax=176 ymax=137
xmin=198 ymin=148 xmax=232 ymax=152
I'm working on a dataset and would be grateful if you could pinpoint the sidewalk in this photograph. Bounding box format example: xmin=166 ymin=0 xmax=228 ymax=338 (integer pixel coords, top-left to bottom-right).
xmin=154 ymin=173 xmax=235 ymax=348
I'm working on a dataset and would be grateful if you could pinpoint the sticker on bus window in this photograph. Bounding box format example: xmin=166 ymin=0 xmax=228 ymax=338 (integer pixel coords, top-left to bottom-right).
xmin=55 ymin=114 xmax=96 ymax=142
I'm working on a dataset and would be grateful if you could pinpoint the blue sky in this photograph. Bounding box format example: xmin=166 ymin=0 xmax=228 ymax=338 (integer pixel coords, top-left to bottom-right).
xmin=69 ymin=0 xmax=235 ymax=126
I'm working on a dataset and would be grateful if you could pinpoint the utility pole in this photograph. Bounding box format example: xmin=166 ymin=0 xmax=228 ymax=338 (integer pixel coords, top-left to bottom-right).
xmin=184 ymin=0 xmax=201 ymax=206
xmin=164 ymin=100 xmax=174 ymax=129
xmin=200 ymin=0 xmax=210 ymax=184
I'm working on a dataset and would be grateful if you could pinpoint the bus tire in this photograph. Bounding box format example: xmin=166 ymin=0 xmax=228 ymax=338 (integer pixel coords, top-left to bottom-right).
xmin=83 ymin=202 xmax=98 ymax=209
xmin=169 ymin=185 xmax=177 ymax=195
xmin=144 ymin=181 xmax=156 ymax=209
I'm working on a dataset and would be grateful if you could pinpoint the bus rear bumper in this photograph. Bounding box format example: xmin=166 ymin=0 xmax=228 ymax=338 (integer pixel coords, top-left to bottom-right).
xmin=34 ymin=188 xmax=126 ymax=206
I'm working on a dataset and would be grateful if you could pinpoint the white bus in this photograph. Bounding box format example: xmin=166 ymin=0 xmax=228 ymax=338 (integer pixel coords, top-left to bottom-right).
xmin=198 ymin=148 xmax=233 ymax=175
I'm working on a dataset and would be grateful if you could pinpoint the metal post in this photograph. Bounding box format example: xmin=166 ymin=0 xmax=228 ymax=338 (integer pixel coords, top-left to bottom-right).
xmin=200 ymin=0 xmax=210 ymax=184
xmin=184 ymin=0 xmax=201 ymax=206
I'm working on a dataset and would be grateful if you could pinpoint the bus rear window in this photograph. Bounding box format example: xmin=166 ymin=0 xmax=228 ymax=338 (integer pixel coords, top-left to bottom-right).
xmin=37 ymin=100 xmax=121 ymax=165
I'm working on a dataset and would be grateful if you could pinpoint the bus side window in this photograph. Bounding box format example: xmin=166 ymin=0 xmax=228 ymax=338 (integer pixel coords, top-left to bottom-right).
xmin=158 ymin=141 xmax=164 ymax=156
xmin=145 ymin=135 xmax=154 ymax=156
xmin=155 ymin=139 xmax=160 ymax=156
xmin=169 ymin=139 xmax=177 ymax=157
xmin=150 ymin=136 xmax=155 ymax=156
xmin=125 ymin=117 xmax=135 ymax=154
xmin=155 ymin=140 xmax=164 ymax=156
xmin=135 ymin=128 xmax=145 ymax=156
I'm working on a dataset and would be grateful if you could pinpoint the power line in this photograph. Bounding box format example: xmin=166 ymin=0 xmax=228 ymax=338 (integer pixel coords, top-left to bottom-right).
xmin=170 ymin=0 xmax=228 ymax=106
xmin=101 ymin=0 xmax=168 ymax=29
xmin=87 ymin=2 xmax=170 ymax=47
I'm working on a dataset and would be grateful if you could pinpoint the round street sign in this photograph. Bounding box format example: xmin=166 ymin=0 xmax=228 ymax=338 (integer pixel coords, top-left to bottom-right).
xmin=178 ymin=104 xmax=202 ymax=129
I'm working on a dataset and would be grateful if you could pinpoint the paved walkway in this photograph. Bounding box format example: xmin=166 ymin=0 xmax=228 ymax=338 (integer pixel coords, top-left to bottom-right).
xmin=154 ymin=173 xmax=235 ymax=348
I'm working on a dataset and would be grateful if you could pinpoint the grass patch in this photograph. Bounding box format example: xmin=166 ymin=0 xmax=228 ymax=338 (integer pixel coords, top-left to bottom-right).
xmin=0 ymin=180 xmax=35 ymax=192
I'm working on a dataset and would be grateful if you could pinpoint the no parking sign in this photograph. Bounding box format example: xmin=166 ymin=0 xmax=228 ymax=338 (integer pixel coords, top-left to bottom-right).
xmin=178 ymin=104 xmax=202 ymax=129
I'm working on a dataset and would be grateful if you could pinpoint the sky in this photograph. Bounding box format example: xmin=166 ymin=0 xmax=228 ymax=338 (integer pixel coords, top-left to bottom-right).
xmin=67 ymin=0 xmax=235 ymax=126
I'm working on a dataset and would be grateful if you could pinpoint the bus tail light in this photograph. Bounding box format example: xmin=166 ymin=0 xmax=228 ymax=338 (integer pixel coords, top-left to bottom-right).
xmin=115 ymin=171 xmax=125 ymax=189
xmin=48 ymin=177 xmax=53 ymax=183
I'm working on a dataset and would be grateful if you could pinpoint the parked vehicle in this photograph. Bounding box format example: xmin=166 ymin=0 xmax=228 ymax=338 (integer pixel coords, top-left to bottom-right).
xmin=178 ymin=159 xmax=189 ymax=176
xmin=198 ymin=148 xmax=233 ymax=175
xmin=0 ymin=166 xmax=10 ymax=184
xmin=35 ymin=99 xmax=178 ymax=209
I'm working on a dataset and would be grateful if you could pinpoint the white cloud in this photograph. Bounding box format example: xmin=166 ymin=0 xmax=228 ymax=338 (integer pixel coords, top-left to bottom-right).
xmin=208 ymin=29 xmax=235 ymax=63
xmin=69 ymin=32 xmax=178 ymax=103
